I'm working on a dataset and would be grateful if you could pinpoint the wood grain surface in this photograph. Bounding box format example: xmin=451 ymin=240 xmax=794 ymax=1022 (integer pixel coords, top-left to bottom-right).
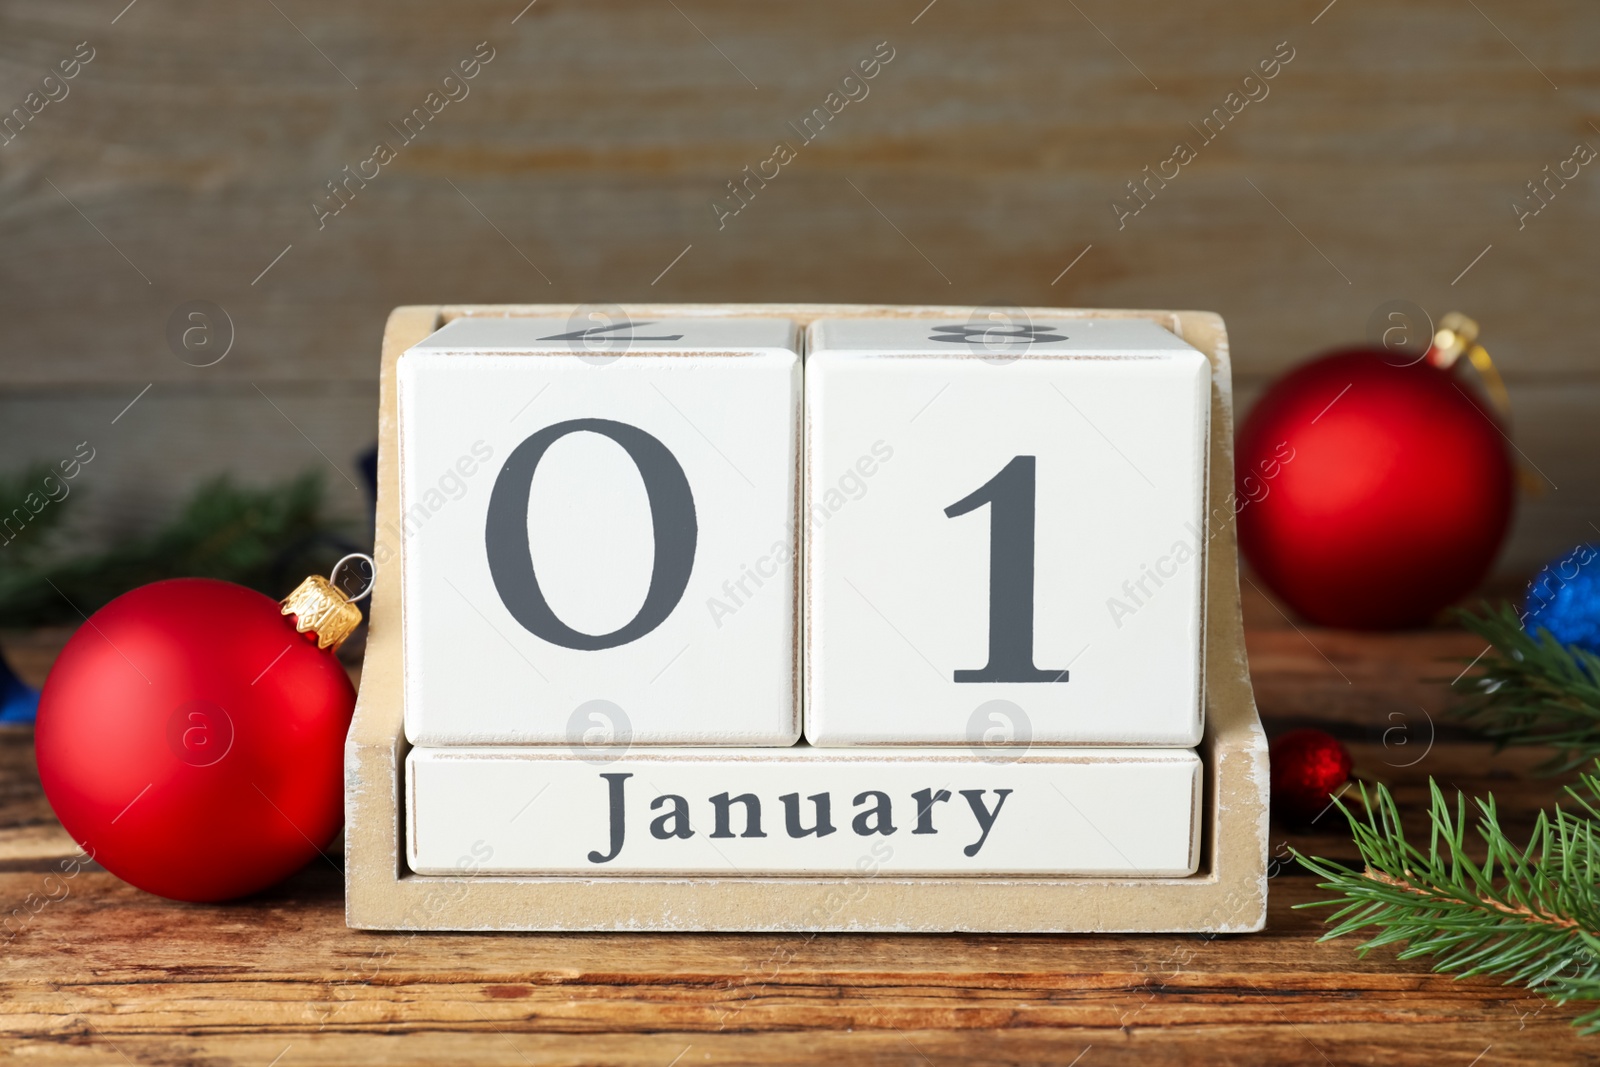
xmin=4 ymin=586 xmax=1598 ymax=1064
xmin=0 ymin=1 xmax=1596 ymax=578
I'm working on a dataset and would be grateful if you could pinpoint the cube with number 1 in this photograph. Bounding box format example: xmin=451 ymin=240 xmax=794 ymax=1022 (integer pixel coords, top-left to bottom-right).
xmin=804 ymin=316 xmax=1211 ymax=747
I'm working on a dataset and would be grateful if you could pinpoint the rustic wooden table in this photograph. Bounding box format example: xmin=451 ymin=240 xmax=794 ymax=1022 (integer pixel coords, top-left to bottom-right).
xmin=3 ymin=588 xmax=1595 ymax=1065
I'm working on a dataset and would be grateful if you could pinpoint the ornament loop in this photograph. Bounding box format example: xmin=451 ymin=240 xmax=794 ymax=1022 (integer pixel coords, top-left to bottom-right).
xmin=329 ymin=553 xmax=376 ymax=604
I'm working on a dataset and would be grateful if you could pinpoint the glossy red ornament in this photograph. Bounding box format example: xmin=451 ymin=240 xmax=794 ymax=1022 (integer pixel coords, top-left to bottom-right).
xmin=1270 ymin=727 xmax=1354 ymax=824
xmin=35 ymin=578 xmax=355 ymax=902
xmin=1236 ymin=347 xmax=1514 ymax=628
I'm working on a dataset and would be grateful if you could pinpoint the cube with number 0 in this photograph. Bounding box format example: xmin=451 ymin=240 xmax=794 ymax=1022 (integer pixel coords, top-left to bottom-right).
xmin=398 ymin=314 xmax=802 ymax=746
xmin=804 ymin=316 xmax=1210 ymax=746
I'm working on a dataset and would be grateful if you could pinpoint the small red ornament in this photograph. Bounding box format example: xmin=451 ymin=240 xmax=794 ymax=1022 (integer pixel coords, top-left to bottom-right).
xmin=1235 ymin=314 xmax=1514 ymax=629
xmin=35 ymin=569 xmax=364 ymax=902
xmin=1270 ymin=728 xmax=1354 ymax=824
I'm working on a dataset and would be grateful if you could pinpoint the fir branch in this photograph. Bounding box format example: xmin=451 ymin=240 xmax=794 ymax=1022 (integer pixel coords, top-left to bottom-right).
xmin=1451 ymin=602 xmax=1600 ymax=774
xmin=0 ymin=463 xmax=76 ymax=565
xmin=1295 ymin=773 xmax=1600 ymax=1032
xmin=0 ymin=471 xmax=355 ymax=627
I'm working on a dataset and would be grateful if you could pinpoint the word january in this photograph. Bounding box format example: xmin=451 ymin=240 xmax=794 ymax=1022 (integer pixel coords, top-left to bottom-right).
xmin=586 ymin=772 xmax=1011 ymax=864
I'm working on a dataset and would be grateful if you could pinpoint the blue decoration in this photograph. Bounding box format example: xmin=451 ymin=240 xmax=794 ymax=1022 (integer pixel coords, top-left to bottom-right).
xmin=1524 ymin=543 xmax=1600 ymax=655
xmin=0 ymin=647 xmax=39 ymax=725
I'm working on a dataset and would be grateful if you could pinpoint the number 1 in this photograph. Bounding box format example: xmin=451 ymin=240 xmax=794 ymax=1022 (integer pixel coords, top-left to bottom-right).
xmin=944 ymin=455 xmax=1069 ymax=684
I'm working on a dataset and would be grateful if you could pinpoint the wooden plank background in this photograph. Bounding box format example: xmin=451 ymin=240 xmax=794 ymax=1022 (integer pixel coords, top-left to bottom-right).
xmin=0 ymin=0 xmax=1595 ymax=578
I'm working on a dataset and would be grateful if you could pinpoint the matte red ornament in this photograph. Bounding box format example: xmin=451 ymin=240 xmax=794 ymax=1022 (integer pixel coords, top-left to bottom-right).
xmin=1270 ymin=727 xmax=1354 ymax=824
xmin=1236 ymin=344 xmax=1514 ymax=629
xmin=35 ymin=578 xmax=357 ymax=902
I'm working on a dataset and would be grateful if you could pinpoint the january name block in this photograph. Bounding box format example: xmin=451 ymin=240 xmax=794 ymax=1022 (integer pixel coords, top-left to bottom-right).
xmin=397 ymin=315 xmax=802 ymax=746
xmin=407 ymin=745 xmax=1202 ymax=877
xmin=804 ymin=316 xmax=1211 ymax=746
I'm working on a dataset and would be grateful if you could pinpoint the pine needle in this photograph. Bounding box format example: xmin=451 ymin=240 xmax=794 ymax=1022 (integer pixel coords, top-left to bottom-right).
xmin=1294 ymin=773 xmax=1600 ymax=1032
xmin=0 ymin=471 xmax=353 ymax=627
xmin=1451 ymin=602 xmax=1600 ymax=775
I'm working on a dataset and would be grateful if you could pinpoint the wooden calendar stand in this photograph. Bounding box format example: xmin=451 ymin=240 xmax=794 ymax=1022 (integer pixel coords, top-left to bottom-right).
xmin=345 ymin=304 xmax=1269 ymax=933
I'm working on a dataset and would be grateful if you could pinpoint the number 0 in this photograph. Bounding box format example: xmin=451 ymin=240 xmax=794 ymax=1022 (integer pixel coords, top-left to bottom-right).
xmin=485 ymin=418 xmax=697 ymax=650
xmin=945 ymin=455 xmax=1069 ymax=683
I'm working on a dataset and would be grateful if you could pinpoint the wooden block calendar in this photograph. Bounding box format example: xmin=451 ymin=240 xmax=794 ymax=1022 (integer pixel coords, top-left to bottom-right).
xmin=346 ymin=304 xmax=1269 ymax=933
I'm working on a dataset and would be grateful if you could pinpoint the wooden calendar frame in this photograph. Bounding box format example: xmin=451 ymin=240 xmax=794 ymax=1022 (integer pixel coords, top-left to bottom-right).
xmin=346 ymin=304 xmax=1269 ymax=933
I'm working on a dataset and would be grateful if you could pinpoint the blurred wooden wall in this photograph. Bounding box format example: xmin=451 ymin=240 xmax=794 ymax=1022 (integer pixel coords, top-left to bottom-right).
xmin=0 ymin=0 xmax=1595 ymax=581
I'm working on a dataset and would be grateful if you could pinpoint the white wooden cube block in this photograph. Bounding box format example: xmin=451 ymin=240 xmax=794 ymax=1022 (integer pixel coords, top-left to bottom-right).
xmin=407 ymin=745 xmax=1201 ymax=877
xmin=398 ymin=315 xmax=801 ymax=746
xmin=805 ymin=316 xmax=1210 ymax=746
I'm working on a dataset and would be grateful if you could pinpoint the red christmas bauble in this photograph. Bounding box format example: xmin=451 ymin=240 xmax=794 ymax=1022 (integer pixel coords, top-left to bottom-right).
xmin=1236 ymin=348 xmax=1514 ymax=628
xmin=1270 ymin=727 xmax=1354 ymax=824
xmin=35 ymin=578 xmax=355 ymax=902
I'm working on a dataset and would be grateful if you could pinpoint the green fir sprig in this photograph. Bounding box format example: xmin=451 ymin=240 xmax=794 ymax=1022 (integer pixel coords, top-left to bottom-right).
xmin=1295 ymin=774 xmax=1600 ymax=1032
xmin=1451 ymin=602 xmax=1600 ymax=775
xmin=0 ymin=471 xmax=352 ymax=627
xmin=0 ymin=464 xmax=75 ymax=567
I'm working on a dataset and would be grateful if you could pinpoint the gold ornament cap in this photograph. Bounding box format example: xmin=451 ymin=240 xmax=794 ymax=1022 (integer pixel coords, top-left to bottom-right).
xmin=1431 ymin=311 xmax=1511 ymax=414
xmin=1429 ymin=312 xmax=1543 ymax=496
xmin=280 ymin=554 xmax=373 ymax=652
